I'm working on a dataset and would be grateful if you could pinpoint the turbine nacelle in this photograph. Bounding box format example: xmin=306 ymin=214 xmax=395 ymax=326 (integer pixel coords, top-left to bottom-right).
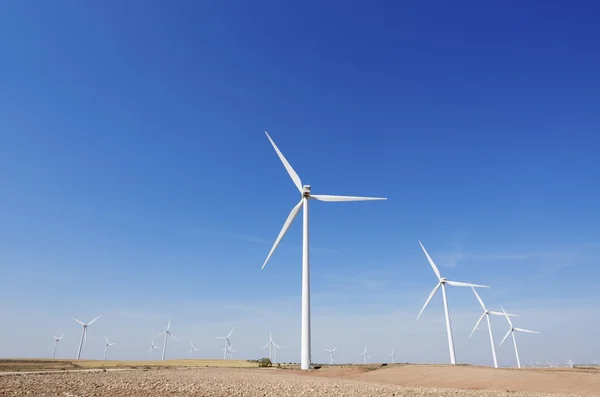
xmin=303 ymin=185 xmax=311 ymax=197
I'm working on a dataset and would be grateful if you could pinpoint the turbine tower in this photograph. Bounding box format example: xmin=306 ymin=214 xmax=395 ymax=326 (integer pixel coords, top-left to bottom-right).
xmin=388 ymin=348 xmax=396 ymax=364
xmin=103 ymin=337 xmax=116 ymax=360
xmin=324 ymin=346 xmax=338 ymax=365
xmin=261 ymin=131 xmax=386 ymax=370
xmin=223 ymin=345 xmax=235 ymax=359
xmin=498 ymin=306 xmax=539 ymax=369
xmin=416 ymin=241 xmax=489 ymax=365
xmin=72 ymin=315 xmax=102 ymax=360
xmin=360 ymin=346 xmax=369 ymax=364
xmin=155 ymin=318 xmax=179 ymax=360
xmin=469 ymin=287 xmax=518 ymax=368
xmin=188 ymin=341 xmax=200 ymax=359
xmin=215 ymin=325 xmax=235 ymax=360
xmin=147 ymin=339 xmax=161 ymax=361
xmin=52 ymin=334 xmax=64 ymax=359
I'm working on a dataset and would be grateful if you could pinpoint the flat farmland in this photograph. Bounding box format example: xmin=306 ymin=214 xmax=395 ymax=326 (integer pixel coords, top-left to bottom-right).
xmin=0 ymin=361 xmax=599 ymax=396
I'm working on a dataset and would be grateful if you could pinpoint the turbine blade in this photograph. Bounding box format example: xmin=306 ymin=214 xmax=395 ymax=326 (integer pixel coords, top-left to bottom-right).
xmin=469 ymin=312 xmax=486 ymax=339
xmin=489 ymin=311 xmax=519 ymax=317
xmin=88 ymin=314 xmax=102 ymax=325
xmin=169 ymin=332 xmax=179 ymax=342
xmin=105 ymin=336 xmax=109 ymax=344
xmin=72 ymin=318 xmax=85 ymax=326
xmin=265 ymin=131 xmax=303 ymax=193
xmin=310 ymin=194 xmax=387 ymax=202
xmin=261 ymin=199 xmax=303 ymax=269
xmin=471 ymin=286 xmax=486 ymax=311
xmin=59 ymin=334 xmax=64 ymax=340
xmin=418 ymin=241 xmax=441 ymax=280
xmin=446 ymin=280 xmax=489 ymax=288
xmin=167 ymin=317 xmax=171 ymax=331
xmin=227 ymin=326 xmax=235 ymax=338
xmin=333 ymin=346 xmax=337 ymax=351
xmin=262 ymin=343 xmax=270 ymax=350
xmin=515 ymin=328 xmax=539 ymax=334
xmin=416 ymin=282 xmax=441 ymax=320
xmin=499 ymin=329 xmax=512 ymax=347
xmin=500 ymin=306 xmax=514 ymax=327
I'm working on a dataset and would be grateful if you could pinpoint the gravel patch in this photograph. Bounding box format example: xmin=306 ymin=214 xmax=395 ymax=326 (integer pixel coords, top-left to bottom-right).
xmin=0 ymin=367 xmax=588 ymax=397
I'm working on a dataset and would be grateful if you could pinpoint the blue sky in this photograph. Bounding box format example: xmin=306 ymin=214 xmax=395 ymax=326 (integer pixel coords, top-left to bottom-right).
xmin=1 ymin=1 xmax=599 ymax=365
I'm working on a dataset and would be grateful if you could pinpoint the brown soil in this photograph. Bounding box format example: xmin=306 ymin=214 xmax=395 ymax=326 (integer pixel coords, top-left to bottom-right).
xmin=287 ymin=364 xmax=600 ymax=396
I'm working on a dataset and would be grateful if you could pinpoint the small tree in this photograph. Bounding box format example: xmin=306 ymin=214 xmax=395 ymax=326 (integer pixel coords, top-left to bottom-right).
xmin=258 ymin=358 xmax=272 ymax=367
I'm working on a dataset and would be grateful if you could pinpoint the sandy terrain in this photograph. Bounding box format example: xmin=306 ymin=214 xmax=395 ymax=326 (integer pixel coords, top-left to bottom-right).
xmin=0 ymin=366 xmax=598 ymax=397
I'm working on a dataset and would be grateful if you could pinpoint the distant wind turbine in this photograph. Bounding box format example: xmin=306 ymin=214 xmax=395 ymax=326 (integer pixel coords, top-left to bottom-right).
xmin=324 ymin=346 xmax=338 ymax=365
xmin=188 ymin=341 xmax=200 ymax=359
xmin=72 ymin=315 xmax=102 ymax=360
xmin=388 ymin=348 xmax=396 ymax=364
xmin=155 ymin=318 xmax=179 ymax=360
xmin=104 ymin=337 xmax=116 ymax=360
xmin=261 ymin=131 xmax=386 ymax=370
xmin=498 ymin=306 xmax=539 ymax=369
xmin=273 ymin=342 xmax=283 ymax=363
xmin=223 ymin=345 xmax=236 ymax=359
xmin=360 ymin=346 xmax=369 ymax=364
xmin=215 ymin=325 xmax=235 ymax=360
xmin=416 ymin=241 xmax=489 ymax=365
xmin=262 ymin=331 xmax=276 ymax=361
xmin=147 ymin=339 xmax=161 ymax=361
xmin=52 ymin=334 xmax=64 ymax=359
xmin=469 ymin=287 xmax=518 ymax=368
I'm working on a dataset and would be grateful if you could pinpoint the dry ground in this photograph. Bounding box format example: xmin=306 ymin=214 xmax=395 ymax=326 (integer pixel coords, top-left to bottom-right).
xmin=0 ymin=362 xmax=598 ymax=397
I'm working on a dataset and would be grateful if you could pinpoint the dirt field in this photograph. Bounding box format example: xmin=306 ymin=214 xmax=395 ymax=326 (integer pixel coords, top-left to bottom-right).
xmin=291 ymin=364 xmax=600 ymax=396
xmin=0 ymin=363 xmax=598 ymax=396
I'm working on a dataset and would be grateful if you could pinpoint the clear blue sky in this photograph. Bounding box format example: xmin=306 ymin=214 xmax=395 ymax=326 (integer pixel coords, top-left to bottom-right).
xmin=1 ymin=1 xmax=599 ymax=365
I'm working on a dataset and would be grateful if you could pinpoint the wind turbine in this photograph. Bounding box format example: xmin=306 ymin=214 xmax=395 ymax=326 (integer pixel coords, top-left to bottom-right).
xmin=72 ymin=315 xmax=102 ymax=360
xmin=324 ymin=346 xmax=338 ymax=365
xmin=273 ymin=342 xmax=283 ymax=363
xmin=147 ymin=339 xmax=161 ymax=361
xmin=103 ymin=337 xmax=116 ymax=360
xmin=360 ymin=346 xmax=369 ymax=364
xmin=188 ymin=341 xmax=200 ymax=359
xmin=469 ymin=287 xmax=519 ymax=368
xmin=262 ymin=331 xmax=276 ymax=361
xmin=52 ymin=334 xmax=64 ymax=359
xmin=215 ymin=325 xmax=235 ymax=360
xmin=261 ymin=131 xmax=386 ymax=371
xmin=498 ymin=306 xmax=539 ymax=369
xmin=388 ymin=348 xmax=396 ymax=364
xmin=416 ymin=241 xmax=489 ymax=365
xmin=155 ymin=318 xmax=179 ymax=360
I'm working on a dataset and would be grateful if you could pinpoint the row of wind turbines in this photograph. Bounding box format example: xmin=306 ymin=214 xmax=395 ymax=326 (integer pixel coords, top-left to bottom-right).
xmin=53 ymin=131 xmax=539 ymax=369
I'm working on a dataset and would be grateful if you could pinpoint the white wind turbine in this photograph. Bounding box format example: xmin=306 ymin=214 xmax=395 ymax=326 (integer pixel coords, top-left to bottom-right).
xmin=188 ymin=341 xmax=200 ymax=359
xmin=416 ymin=241 xmax=489 ymax=365
xmin=72 ymin=315 xmax=102 ymax=360
xmin=498 ymin=306 xmax=539 ymax=369
xmin=388 ymin=348 xmax=396 ymax=364
xmin=262 ymin=331 xmax=276 ymax=361
xmin=155 ymin=318 xmax=179 ymax=361
xmin=324 ymin=346 xmax=338 ymax=365
xmin=147 ymin=339 xmax=161 ymax=361
xmin=103 ymin=337 xmax=116 ymax=360
xmin=215 ymin=325 xmax=235 ymax=360
xmin=273 ymin=342 xmax=283 ymax=363
xmin=52 ymin=334 xmax=64 ymax=359
xmin=223 ymin=345 xmax=236 ymax=359
xmin=469 ymin=287 xmax=518 ymax=368
xmin=261 ymin=131 xmax=386 ymax=371
xmin=360 ymin=346 xmax=369 ymax=364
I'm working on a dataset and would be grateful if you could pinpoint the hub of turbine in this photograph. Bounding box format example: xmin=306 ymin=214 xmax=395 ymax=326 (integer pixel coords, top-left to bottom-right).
xmin=302 ymin=185 xmax=311 ymax=197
